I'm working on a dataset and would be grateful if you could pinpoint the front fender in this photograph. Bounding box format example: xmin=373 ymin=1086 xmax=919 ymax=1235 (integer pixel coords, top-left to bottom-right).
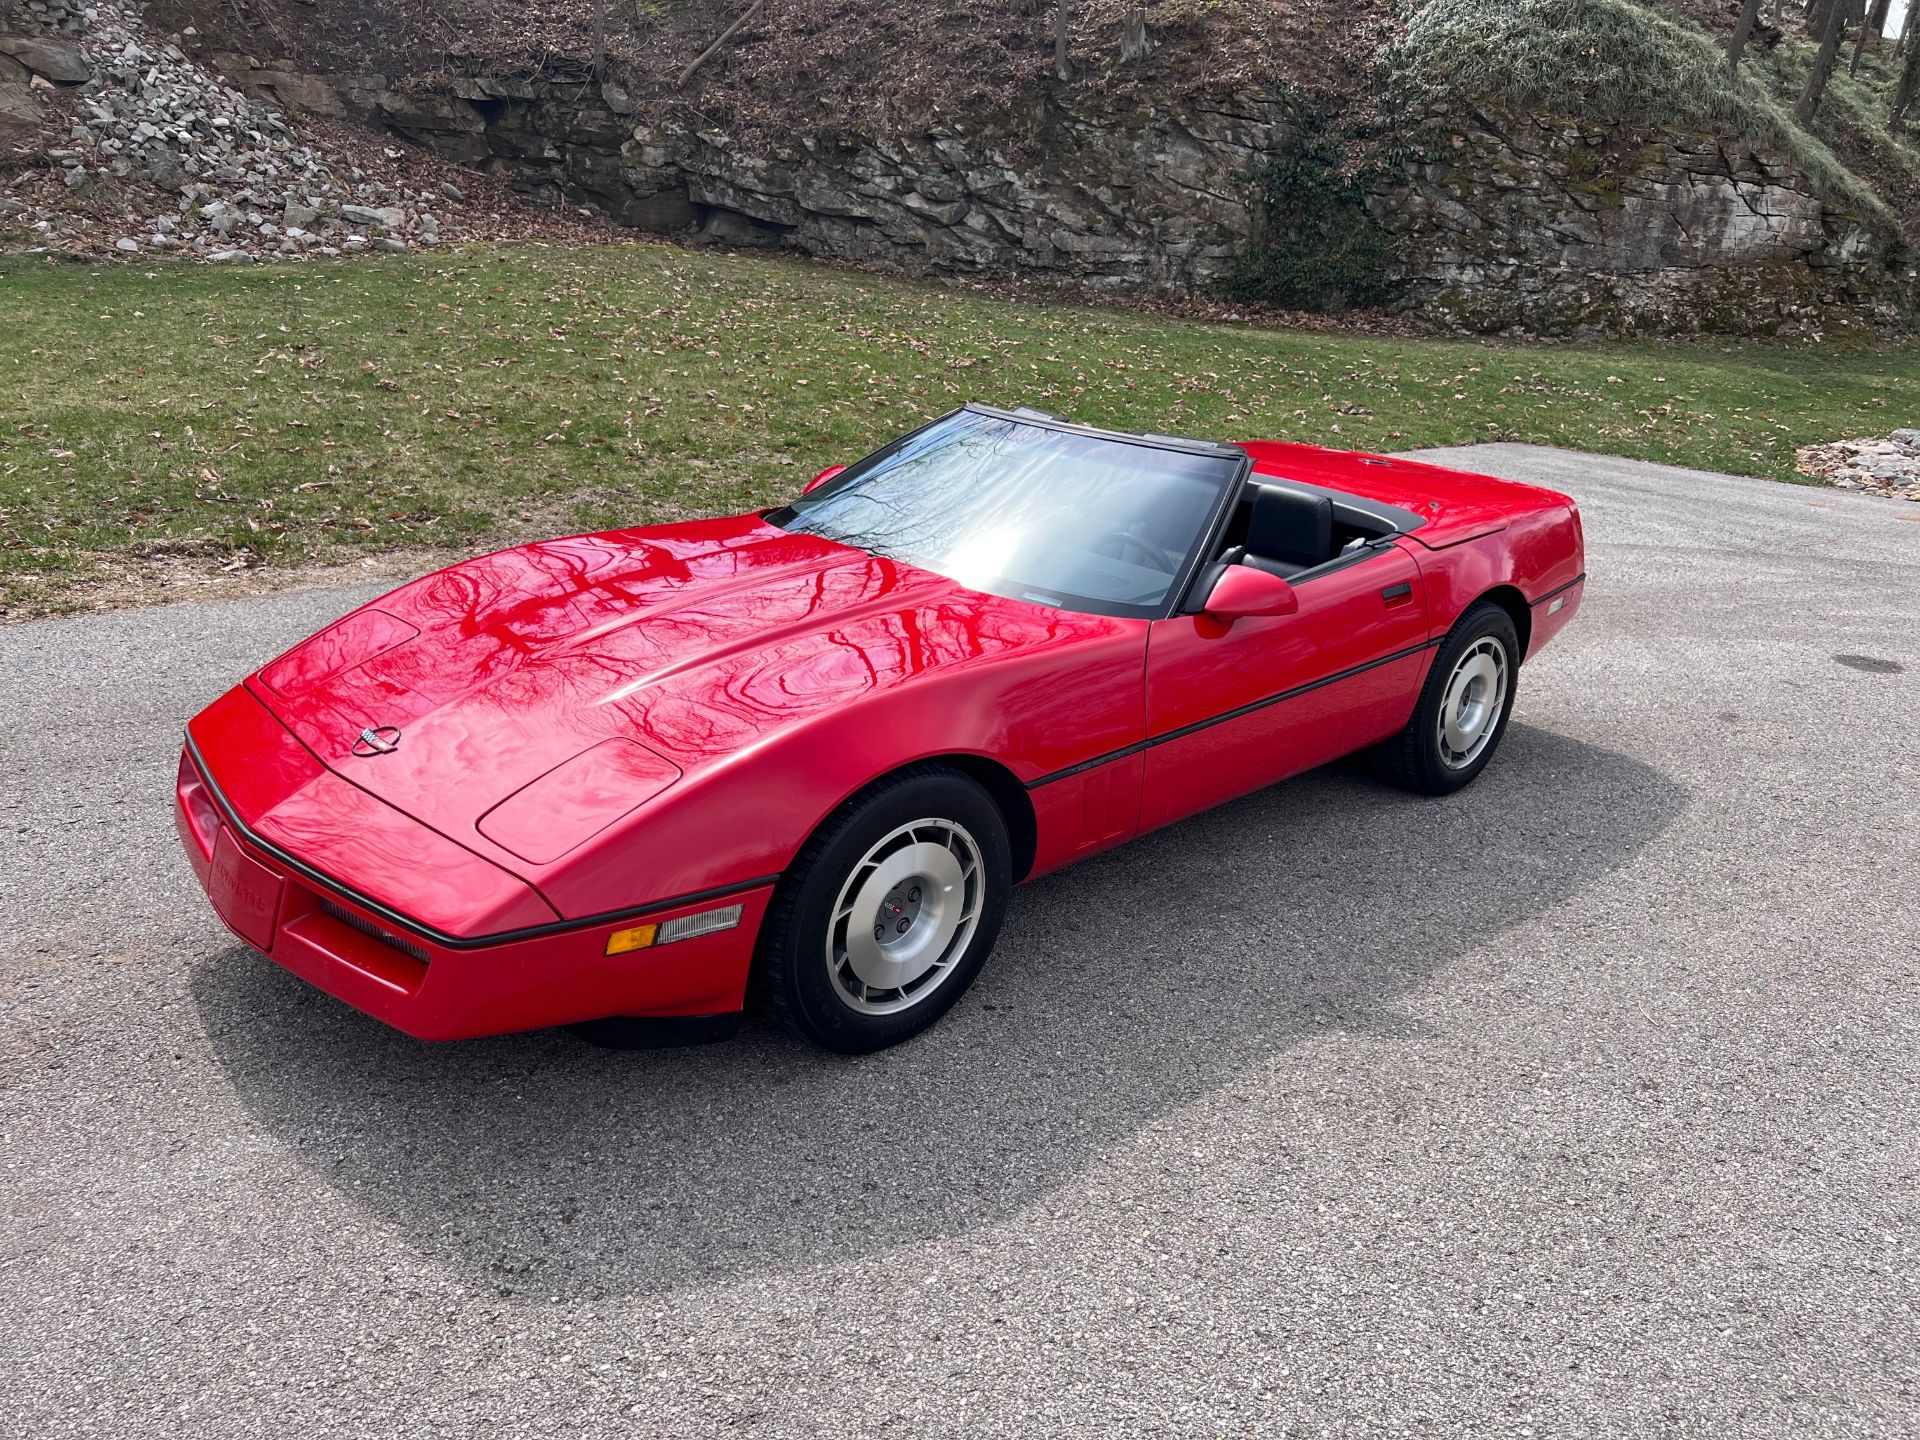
xmin=530 ymin=616 xmax=1150 ymax=921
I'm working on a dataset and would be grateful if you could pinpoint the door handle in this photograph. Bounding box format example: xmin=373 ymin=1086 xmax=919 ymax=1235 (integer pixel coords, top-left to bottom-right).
xmin=1380 ymin=582 xmax=1413 ymax=607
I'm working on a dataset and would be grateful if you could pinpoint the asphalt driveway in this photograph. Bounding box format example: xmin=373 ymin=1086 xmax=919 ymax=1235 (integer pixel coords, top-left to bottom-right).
xmin=2 ymin=444 xmax=1916 ymax=1438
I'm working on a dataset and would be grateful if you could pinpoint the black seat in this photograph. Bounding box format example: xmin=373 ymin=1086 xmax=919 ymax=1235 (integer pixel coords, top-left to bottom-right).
xmin=1235 ymin=485 xmax=1333 ymax=579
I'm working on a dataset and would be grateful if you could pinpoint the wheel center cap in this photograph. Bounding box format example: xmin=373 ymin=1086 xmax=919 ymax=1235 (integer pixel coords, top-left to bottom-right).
xmin=874 ymin=881 xmax=926 ymax=945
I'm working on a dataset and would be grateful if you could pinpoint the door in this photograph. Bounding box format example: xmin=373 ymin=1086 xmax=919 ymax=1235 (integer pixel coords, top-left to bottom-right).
xmin=1140 ymin=546 xmax=1431 ymax=832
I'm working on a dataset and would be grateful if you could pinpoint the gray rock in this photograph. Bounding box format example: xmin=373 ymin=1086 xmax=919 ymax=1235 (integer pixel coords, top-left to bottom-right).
xmin=338 ymin=202 xmax=404 ymax=228
xmin=206 ymin=247 xmax=253 ymax=262
xmin=143 ymin=143 xmax=187 ymax=191
xmin=0 ymin=76 xmax=42 ymax=151
xmin=0 ymin=34 xmax=91 ymax=85
xmin=114 ymin=236 xmax=141 ymax=251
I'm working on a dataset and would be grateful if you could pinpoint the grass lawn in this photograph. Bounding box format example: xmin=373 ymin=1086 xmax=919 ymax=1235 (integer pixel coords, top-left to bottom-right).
xmin=2 ymin=240 xmax=1914 ymax=616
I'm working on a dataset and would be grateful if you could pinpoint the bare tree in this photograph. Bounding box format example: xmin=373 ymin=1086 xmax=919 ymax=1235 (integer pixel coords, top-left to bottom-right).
xmin=1729 ymin=0 xmax=1764 ymax=70
xmin=1892 ymin=23 xmax=1920 ymax=130
xmin=1054 ymin=0 xmax=1071 ymax=80
xmin=1118 ymin=4 xmax=1150 ymax=61
xmin=677 ymin=0 xmax=768 ymax=87
xmin=1850 ymin=0 xmax=1893 ymax=71
xmin=1797 ymin=0 xmax=1850 ymax=123
xmin=593 ymin=0 xmax=607 ymax=81
xmin=1806 ymin=0 xmax=1863 ymax=31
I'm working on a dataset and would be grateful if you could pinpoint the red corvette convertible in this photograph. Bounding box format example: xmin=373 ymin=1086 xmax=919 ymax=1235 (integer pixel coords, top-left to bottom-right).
xmin=177 ymin=405 xmax=1584 ymax=1052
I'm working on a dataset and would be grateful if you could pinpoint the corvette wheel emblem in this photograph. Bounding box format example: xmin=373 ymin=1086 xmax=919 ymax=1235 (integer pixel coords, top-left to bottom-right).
xmin=352 ymin=725 xmax=402 ymax=758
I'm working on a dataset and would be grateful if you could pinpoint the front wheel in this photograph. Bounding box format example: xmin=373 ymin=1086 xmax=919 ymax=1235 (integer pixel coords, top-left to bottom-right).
xmin=1375 ymin=601 xmax=1520 ymax=796
xmin=760 ymin=766 xmax=1011 ymax=1053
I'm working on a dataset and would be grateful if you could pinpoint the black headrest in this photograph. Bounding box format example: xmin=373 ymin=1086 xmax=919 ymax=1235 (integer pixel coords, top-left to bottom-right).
xmin=1246 ymin=486 xmax=1333 ymax=569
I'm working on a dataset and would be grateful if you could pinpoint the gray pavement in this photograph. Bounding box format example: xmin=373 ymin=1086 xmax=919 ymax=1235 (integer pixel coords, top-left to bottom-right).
xmin=2 ymin=444 xmax=1916 ymax=1438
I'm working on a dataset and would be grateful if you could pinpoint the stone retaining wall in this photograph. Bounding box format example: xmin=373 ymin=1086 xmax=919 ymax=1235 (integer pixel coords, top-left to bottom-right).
xmin=213 ymin=58 xmax=1287 ymax=293
xmin=79 ymin=44 xmax=1920 ymax=334
xmin=1379 ymin=115 xmax=1908 ymax=335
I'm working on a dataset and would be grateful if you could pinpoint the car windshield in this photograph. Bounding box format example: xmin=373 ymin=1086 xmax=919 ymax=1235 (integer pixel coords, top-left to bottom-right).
xmin=769 ymin=410 xmax=1241 ymax=618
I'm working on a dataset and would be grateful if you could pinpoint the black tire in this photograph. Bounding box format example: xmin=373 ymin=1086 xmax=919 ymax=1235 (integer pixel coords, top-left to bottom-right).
xmin=759 ymin=765 xmax=1011 ymax=1054
xmin=1375 ymin=600 xmax=1521 ymax=796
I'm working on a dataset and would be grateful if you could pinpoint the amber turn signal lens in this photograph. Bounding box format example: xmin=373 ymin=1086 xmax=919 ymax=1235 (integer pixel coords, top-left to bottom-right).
xmin=604 ymin=924 xmax=658 ymax=956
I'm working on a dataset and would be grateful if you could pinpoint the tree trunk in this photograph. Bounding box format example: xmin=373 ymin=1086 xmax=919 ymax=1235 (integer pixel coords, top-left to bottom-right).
xmin=1729 ymin=0 xmax=1764 ymax=70
xmin=1797 ymin=0 xmax=1849 ymax=123
xmin=593 ymin=0 xmax=607 ymax=81
xmin=1850 ymin=0 xmax=1892 ymax=71
xmin=1117 ymin=5 xmax=1150 ymax=61
xmin=1892 ymin=26 xmax=1920 ymax=130
xmin=677 ymin=0 xmax=768 ymax=87
xmin=1054 ymin=0 xmax=1071 ymax=81
xmin=1806 ymin=0 xmax=1861 ymax=32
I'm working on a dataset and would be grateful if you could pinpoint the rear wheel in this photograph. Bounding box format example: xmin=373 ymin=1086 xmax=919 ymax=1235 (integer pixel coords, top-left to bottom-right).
xmin=1376 ymin=601 xmax=1520 ymax=796
xmin=760 ymin=766 xmax=1011 ymax=1053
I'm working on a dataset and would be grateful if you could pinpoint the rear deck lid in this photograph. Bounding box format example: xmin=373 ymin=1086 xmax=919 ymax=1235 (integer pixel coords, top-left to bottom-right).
xmin=1239 ymin=441 xmax=1567 ymax=548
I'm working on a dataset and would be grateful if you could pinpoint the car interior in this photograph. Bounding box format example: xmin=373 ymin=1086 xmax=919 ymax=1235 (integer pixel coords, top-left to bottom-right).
xmin=1211 ymin=479 xmax=1402 ymax=580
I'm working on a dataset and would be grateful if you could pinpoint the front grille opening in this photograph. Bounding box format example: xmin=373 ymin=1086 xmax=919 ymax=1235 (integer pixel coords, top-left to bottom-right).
xmin=317 ymin=897 xmax=432 ymax=966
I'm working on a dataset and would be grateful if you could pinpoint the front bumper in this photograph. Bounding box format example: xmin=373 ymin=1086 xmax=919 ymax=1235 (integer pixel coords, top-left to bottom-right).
xmin=176 ymin=744 xmax=770 ymax=1041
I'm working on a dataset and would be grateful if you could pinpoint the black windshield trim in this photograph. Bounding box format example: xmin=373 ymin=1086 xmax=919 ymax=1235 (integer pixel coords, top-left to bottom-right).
xmin=963 ymin=402 xmax=1248 ymax=460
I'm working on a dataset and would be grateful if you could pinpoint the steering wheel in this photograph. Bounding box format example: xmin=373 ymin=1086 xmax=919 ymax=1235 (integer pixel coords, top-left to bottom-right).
xmin=1093 ymin=527 xmax=1181 ymax=575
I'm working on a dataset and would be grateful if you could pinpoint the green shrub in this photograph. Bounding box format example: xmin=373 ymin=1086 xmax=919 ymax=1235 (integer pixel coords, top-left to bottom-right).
xmin=1220 ymin=111 xmax=1400 ymax=311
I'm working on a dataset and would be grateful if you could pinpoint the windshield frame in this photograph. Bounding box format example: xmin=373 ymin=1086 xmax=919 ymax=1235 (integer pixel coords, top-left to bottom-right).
xmin=765 ymin=404 xmax=1252 ymax=622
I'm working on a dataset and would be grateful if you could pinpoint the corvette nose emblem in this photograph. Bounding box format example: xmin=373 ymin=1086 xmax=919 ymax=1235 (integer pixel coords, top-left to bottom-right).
xmin=352 ymin=726 xmax=402 ymax=757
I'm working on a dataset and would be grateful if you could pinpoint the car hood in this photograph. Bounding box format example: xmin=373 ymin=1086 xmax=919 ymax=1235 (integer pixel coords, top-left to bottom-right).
xmin=247 ymin=513 xmax=1024 ymax=863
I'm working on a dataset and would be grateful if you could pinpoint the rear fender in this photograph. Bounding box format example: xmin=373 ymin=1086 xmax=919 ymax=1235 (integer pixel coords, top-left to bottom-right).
xmin=1396 ymin=506 xmax=1583 ymax=655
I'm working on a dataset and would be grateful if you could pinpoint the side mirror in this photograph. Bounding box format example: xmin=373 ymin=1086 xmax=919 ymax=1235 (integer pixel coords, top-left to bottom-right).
xmin=1201 ymin=564 xmax=1299 ymax=621
xmin=803 ymin=464 xmax=846 ymax=495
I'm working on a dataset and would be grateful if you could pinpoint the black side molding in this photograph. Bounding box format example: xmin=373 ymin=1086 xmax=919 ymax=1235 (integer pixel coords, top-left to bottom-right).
xmin=1026 ymin=638 xmax=1441 ymax=790
xmin=1530 ymin=572 xmax=1586 ymax=607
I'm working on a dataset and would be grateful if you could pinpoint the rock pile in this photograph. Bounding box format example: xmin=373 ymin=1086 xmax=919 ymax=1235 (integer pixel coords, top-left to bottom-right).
xmin=1 ymin=0 xmax=578 ymax=260
xmin=11 ymin=0 xmax=87 ymax=36
xmin=1796 ymin=430 xmax=1920 ymax=501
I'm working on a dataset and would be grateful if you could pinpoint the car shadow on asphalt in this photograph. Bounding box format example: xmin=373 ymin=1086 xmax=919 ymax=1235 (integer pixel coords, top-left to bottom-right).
xmin=191 ymin=723 xmax=1686 ymax=1298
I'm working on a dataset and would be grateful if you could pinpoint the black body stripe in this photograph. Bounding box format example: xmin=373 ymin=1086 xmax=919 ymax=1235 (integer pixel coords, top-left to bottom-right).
xmin=1025 ymin=638 xmax=1441 ymax=790
xmin=182 ymin=733 xmax=780 ymax=951
xmin=1530 ymin=572 xmax=1586 ymax=607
